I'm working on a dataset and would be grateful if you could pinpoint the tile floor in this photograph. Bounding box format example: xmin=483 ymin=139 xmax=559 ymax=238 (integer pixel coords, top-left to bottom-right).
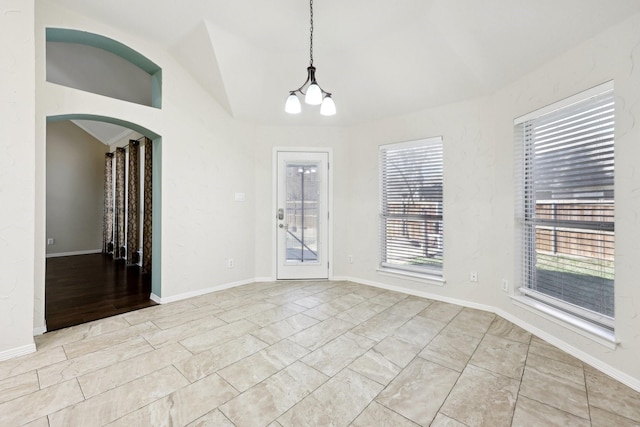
xmin=1 ymin=280 xmax=639 ymax=426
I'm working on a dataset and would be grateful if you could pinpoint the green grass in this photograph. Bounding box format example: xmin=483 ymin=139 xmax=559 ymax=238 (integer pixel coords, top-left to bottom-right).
xmin=409 ymin=256 xmax=443 ymax=267
xmin=536 ymin=252 xmax=614 ymax=280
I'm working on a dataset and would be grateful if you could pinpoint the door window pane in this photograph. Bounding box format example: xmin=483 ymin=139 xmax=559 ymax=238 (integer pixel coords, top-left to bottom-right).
xmin=285 ymin=162 xmax=320 ymax=262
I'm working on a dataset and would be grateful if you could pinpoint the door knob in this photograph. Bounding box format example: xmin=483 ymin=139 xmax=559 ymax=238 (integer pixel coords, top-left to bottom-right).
xmin=279 ymin=223 xmax=285 ymax=228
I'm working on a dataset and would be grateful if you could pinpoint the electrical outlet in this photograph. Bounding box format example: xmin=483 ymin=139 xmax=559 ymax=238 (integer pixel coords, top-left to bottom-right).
xmin=47 ymin=238 xmax=54 ymax=245
xmin=348 ymin=255 xmax=354 ymax=264
xmin=470 ymin=271 xmax=478 ymax=282
xmin=227 ymin=258 xmax=234 ymax=268
xmin=502 ymin=279 xmax=509 ymax=292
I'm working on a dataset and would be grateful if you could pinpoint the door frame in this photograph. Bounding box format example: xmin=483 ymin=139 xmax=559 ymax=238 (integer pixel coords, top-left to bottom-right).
xmin=272 ymin=147 xmax=333 ymax=280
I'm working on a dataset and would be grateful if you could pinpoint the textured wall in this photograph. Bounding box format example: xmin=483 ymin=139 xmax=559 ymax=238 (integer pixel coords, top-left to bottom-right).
xmin=0 ymin=0 xmax=36 ymax=358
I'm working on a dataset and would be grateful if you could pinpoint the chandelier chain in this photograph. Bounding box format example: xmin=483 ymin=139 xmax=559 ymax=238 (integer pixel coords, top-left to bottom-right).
xmin=309 ymin=0 xmax=314 ymax=66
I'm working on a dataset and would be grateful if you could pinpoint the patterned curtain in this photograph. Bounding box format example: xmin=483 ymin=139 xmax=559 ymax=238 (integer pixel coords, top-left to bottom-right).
xmin=102 ymin=153 xmax=114 ymax=254
xmin=114 ymin=147 xmax=126 ymax=259
xmin=142 ymin=137 xmax=153 ymax=274
xmin=126 ymin=140 xmax=140 ymax=265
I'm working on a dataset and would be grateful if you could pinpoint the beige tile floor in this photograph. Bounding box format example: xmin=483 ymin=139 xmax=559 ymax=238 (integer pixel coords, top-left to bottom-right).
xmin=1 ymin=280 xmax=639 ymax=426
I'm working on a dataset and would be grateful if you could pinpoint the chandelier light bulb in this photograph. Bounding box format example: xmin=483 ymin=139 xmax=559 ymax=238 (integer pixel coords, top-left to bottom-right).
xmin=305 ymin=83 xmax=323 ymax=105
xmin=284 ymin=0 xmax=336 ymax=116
xmin=285 ymin=92 xmax=302 ymax=114
xmin=320 ymin=95 xmax=336 ymax=116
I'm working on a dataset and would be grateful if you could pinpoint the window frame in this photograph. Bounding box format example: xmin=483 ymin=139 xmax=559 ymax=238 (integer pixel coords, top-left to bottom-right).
xmin=514 ymin=81 xmax=615 ymax=333
xmin=379 ymin=136 xmax=444 ymax=280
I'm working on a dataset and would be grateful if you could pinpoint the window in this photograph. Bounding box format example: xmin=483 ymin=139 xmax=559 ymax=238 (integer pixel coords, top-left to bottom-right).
xmin=380 ymin=137 xmax=443 ymax=278
xmin=515 ymin=82 xmax=615 ymax=330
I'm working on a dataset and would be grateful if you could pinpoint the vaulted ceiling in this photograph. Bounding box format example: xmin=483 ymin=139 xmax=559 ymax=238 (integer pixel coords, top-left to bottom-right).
xmin=50 ymin=0 xmax=640 ymax=129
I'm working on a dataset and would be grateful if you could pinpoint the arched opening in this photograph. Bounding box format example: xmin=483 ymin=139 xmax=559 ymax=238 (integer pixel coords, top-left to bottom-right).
xmin=45 ymin=114 xmax=162 ymax=330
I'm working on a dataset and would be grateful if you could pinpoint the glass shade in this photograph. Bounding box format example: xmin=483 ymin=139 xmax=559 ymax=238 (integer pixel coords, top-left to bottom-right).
xmin=305 ymin=83 xmax=323 ymax=105
xmin=320 ymin=95 xmax=336 ymax=116
xmin=285 ymin=93 xmax=301 ymax=114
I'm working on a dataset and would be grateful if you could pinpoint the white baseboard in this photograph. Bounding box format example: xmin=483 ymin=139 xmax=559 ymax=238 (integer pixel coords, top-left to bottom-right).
xmin=337 ymin=275 xmax=494 ymax=312
xmin=338 ymin=275 xmax=640 ymax=393
xmin=46 ymin=249 xmax=102 ymax=258
xmin=150 ymin=277 xmax=263 ymax=304
xmin=0 ymin=343 xmax=36 ymax=362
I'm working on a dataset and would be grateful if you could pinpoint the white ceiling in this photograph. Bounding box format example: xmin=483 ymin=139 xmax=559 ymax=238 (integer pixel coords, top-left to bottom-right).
xmin=49 ymin=0 xmax=640 ymax=128
xmin=70 ymin=120 xmax=133 ymax=146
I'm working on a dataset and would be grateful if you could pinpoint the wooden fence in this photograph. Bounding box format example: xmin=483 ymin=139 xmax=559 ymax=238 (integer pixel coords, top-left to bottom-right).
xmin=536 ymin=203 xmax=614 ymax=261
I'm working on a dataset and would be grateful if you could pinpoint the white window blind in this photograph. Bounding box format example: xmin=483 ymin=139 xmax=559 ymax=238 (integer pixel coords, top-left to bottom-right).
xmin=380 ymin=137 xmax=443 ymax=277
xmin=515 ymin=83 xmax=615 ymax=329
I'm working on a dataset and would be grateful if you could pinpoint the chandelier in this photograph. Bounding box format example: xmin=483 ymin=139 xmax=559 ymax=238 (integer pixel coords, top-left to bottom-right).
xmin=285 ymin=0 xmax=336 ymax=116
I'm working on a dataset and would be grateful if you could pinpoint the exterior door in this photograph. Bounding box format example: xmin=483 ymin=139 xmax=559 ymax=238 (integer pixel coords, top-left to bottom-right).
xmin=276 ymin=151 xmax=329 ymax=279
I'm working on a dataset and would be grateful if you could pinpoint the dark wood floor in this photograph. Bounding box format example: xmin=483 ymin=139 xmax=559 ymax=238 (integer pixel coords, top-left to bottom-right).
xmin=45 ymin=253 xmax=156 ymax=331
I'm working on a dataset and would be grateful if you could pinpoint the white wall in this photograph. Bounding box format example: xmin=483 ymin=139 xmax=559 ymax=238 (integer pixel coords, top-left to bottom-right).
xmin=46 ymin=121 xmax=107 ymax=255
xmin=341 ymin=13 xmax=640 ymax=389
xmin=0 ymin=0 xmax=36 ymax=358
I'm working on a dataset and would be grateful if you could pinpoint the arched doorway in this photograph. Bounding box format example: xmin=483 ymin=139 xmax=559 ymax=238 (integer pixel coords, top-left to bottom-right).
xmin=44 ymin=114 xmax=162 ymax=330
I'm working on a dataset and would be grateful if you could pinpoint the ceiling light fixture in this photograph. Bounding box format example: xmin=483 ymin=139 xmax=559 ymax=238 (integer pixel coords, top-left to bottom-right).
xmin=285 ymin=0 xmax=336 ymax=116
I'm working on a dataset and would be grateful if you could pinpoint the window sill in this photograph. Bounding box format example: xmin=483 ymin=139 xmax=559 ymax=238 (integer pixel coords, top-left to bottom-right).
xmin=510 ymin=294 xmax=618 ymax=349
xmin=377 ymin=267 xmax=445 ymax=286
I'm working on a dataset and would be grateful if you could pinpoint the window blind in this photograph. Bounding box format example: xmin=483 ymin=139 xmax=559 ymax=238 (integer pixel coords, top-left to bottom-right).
xmin=380 ymin=137 xmax=443 ymax=276
xmin=516 ymin=85 xmax=615 ymax=328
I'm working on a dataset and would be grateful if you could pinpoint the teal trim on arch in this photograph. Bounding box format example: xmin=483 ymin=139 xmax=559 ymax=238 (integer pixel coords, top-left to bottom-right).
xmin=151 ymin=71 xmax=162 ymax=110
xmin=46 ymin=28 xmax=162 ymax=108
xmin=47 ymin=114 xmax=160 ymax=139
xmin=46 ymin=28 xmax=159 ymax=73
xmin=151 ymin=137 xmax=162 ymax=298
xmin=47 ymin=114 xmax=162 ymax=298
